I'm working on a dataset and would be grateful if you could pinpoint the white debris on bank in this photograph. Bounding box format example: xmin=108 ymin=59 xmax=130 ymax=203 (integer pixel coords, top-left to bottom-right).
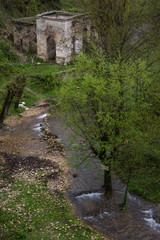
xmin=19 ymin=102 xmax=29 ymax=111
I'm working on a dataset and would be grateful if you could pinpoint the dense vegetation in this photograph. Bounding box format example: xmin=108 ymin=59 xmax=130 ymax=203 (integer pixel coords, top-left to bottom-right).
xmin=59 ymin=0 xmax=160 ymax=203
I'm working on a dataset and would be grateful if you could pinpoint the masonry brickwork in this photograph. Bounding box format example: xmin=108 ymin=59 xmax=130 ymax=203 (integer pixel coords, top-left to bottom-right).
xmin=13 ymin=11 xmax=93 ymax=65
xmin=13 ymin=17 xmax=37 ymax=54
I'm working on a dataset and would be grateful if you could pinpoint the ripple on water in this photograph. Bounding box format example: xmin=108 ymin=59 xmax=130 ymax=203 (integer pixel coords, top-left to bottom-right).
xmin=76 ymin=192 xmax=103 ymax=200
xmin=75 ymin=192 xmax=106 ymax=217
xmin=142 ymin=209 xmax=160 ymax=233
xmin=83 ymin=211 xmax=111 ymax=221
xmin=32 ymin=123 xmax=42 ymax=131
xmin=98 ymin=211 xmax=111 ymax=218
xmin=83 ymin=216 xmax=94 ymax=221
xmin=37 ymin=113 xmax=48 ymax=119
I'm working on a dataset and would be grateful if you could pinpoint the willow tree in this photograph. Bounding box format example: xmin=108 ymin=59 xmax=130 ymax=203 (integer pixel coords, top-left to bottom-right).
xmin=59 ymin=53 xmax=153 ymax=196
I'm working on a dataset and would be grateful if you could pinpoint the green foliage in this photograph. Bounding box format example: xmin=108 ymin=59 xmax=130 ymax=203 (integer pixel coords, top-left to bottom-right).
xmin=59 ymin=52 xmax=160 ymax=198
xmin=0 ymin=37 xmax=18 ymax=62
xmin=0 ymin=62 xmax=71 ymax=122
xmin=1 ymin=0 xmax=61 ymax=17
xmin=0 ymin=11 xmax=5 ymax=29
xmin=0 ymin=36 xmax=19 ymax=79
xmin=60 ymin=0 xmax=84 ymax=12
xmin=59 ymin=52 xmax=153 ymax=153
xmin=84 ymin=0 xmax=159 ymax=64
xmin=24 ymin=64 xmax=70 ymax=95
xmin=30 ymin=72 xmax=62 ymax=91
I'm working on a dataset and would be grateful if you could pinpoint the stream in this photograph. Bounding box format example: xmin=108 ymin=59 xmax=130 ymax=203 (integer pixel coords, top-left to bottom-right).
xmin=39 ymin=112 xmax=160 ymax=240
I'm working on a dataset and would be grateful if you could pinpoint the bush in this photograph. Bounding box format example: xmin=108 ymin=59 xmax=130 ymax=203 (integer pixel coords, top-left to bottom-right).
xmin=0 ymin=37 xmax=18 ymax=62
xmin=0 ymin=12 xmax=5 ymax=29
xmin=31 ymin=72 xmax=62 ymax=91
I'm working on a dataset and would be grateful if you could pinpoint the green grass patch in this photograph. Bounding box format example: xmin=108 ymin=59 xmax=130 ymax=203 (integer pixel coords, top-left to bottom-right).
xmin=115 ymin=159 xmax=160 ymax=203
xmin=129 ymin=167 xmax=160 ymax=202
xmin=0 ymin=179 xmax=104 ymax=240
xmin=23 ymin=63 xmax=70 ymax=75
xmin=7 ymin=88 xmax=38 ymax=117
xmin=60 ymin=0 xmax=85 ymax=12
xmin=0 ymin=63 xmax=72 ymax=119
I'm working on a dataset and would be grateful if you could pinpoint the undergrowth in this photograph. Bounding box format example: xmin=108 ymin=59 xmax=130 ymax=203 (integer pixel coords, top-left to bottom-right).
xmin=115 ymin=156 xmax=160 ymax=203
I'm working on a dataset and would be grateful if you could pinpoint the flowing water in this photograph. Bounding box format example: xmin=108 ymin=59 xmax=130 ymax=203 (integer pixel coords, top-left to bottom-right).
xmin=46 ymin=113 xmax=160 ymax=240
xmin=32 ymin=113 xmax=49 ymax=134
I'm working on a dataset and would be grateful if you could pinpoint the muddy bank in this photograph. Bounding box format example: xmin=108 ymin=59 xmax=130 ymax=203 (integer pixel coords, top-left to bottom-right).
xmin=0 ymin=99 xmax=70 ymax=194
xmin=47 ymin=113 xmax=160 ymax=240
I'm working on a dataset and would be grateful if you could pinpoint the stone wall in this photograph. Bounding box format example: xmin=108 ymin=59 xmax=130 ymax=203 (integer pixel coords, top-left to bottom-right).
xmin=13 ymin=17 xmax=37 ymax=54
xmin=13 ymin=11 xmax=94 ymax=65
xmin=36 ymin=11 xmax=91 ymax=65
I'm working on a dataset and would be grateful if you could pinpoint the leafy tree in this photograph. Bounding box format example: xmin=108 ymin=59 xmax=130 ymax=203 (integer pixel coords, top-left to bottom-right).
xmin=59 ymin=52 xmax=154 ymax=196
xmin=83 ymin=0 xmax=160 ymax=66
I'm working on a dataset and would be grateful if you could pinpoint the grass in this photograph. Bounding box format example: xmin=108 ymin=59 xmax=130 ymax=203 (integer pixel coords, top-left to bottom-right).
xmin=0 ymin=62 xmax=72 ymax=118
xmin=115 ymin=161 xmax=160 ymax=203
xmin=0 ymin=179 xmax=105 ymax=240
xmin=129 ymin=167 xmax=160 ymax=202
xmin=60 ymin=0 xmax=85 ymax=12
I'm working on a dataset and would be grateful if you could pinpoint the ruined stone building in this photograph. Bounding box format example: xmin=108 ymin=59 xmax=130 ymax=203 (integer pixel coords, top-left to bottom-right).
xmin=13 ymin=11 xmax=93 ymax=65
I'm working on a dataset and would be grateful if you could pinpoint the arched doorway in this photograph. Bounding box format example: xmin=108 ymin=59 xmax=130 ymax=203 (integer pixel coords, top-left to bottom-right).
xmin=46 ymin=36 xmax=56 ymax=62
xmin=83 ymin=27 xmax=89 ymax=52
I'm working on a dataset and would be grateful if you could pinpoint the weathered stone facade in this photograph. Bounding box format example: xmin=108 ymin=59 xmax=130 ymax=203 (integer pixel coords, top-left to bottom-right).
xmin=36 ymin=11 xmax=90 ymax=64
xmin=13 ymin=17 xmax=37 ymax=54
xmin=13 ymin=11 xmax=92 ymax=65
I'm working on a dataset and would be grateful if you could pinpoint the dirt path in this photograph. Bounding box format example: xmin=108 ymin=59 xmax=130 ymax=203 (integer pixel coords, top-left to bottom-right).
xmin=0 ymin=98 xmax=70 ymax=197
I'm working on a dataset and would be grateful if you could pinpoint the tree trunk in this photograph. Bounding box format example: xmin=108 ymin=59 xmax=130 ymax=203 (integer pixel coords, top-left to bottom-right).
xmin=121 ymin=169 xmax=132 ymax=208
xmin=0 ymin=84 xmax=15 ymax=125
xmin=14 ymin=76 xmax=26 ymax=109
xmin=104 ymin=169 xmax=112 ymax=197
xmin=14 ymin=89 xmax=23 ymax=109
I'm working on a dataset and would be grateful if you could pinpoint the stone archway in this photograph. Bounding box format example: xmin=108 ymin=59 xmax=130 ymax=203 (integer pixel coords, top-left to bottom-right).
xmin=46 ymin=35 xmax=56 ymax=61
xmin=83 ymin=27 xmax=89 ymax=52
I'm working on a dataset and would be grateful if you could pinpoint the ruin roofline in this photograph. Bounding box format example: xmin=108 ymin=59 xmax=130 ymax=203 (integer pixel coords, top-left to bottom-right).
xmin=12 ymin=16 xmax=36 ymax=25
xmin=36 ymin=11 xmax=89 ymax=22
xmin=12 ymin=11 xmax=89 ymax=25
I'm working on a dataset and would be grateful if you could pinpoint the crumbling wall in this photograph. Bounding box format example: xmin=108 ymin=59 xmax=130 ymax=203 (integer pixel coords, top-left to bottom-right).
xmin=13 ymin=11 xmax=93 ymax=65
xmin=36 ymin=11 xmax=89 ymax=65
xmin=13 ymin=17 xmax=37 ymax=54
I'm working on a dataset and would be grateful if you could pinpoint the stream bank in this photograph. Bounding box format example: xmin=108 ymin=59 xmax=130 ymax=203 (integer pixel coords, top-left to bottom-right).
xmin=47 ymin=113 xmax=160 ymax=240
xmin=0 ymin=100 xmax=160 ymax=240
